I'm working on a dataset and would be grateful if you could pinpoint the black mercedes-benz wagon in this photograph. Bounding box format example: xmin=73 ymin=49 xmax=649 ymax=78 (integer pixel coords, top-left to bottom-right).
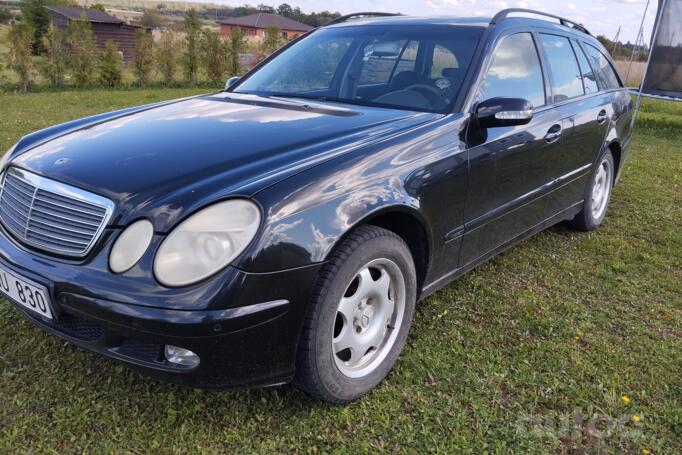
xmin=0 ymin=9 xmax=632 ymax=403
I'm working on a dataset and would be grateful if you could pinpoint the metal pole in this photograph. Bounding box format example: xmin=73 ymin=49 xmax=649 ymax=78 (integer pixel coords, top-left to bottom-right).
xmin=632 ymin=0 xmax=666 ymax=129
xmin=625 ymin=0 xmax=651 ymax=86
xmin=625 ymin=26 xmax=644 ymax=85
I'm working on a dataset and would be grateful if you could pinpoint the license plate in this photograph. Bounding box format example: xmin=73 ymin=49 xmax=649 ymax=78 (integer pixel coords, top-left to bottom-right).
xmin=0 ymin=267 xmax=53 ymax=319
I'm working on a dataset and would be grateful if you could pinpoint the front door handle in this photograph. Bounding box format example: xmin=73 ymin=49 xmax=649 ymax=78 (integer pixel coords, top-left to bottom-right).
xmin=597 ymin=110 xmax=608 ymax=125
xmin=545 ymin=124 xmax=562 ymax=143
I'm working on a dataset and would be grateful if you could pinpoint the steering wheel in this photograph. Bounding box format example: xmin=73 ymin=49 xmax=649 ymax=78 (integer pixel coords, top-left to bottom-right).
xmin=404 ymin=84 xmax=447 ymax=109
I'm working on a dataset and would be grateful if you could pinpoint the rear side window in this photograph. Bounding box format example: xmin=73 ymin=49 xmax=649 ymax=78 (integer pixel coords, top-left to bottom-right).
xmin=539 ymin=34 xmax=584 ymax=102
xmin=479 ymin=33 xmax=546 ymax=109
xmin=584 ymin=44 xmax=622 ymax=89
xmin=574 ymin=42 xmax=599 ymax=94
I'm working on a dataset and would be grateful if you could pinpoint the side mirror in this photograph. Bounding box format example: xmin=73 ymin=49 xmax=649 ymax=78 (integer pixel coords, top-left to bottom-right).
xmin=224 ymin=76 xmax=240 ymax=91
xmin=475 ymin=97 xmax=533 ymax=128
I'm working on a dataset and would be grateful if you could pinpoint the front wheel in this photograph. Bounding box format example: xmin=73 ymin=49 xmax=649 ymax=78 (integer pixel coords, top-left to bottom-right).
xmin=295 ymin=225 xmax=417 ymax=403
xmin=570 ymin=150 xmax=615 ymax=231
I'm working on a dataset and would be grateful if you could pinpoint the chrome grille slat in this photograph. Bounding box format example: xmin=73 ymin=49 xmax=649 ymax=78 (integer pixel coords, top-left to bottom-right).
xmin=29 ymin=207 xmax=101 ymax=229
xmin=2 ymin=192 xmax=31 ymax=218
xmin=35 ymin=191 xmax=107 ymax=217
xmin=3 ymin=189 xmax=33 ymax=213
xmin=32 ymin=200 xmax=104 ymax=224
xmin=27 ymin=221 xmax=94 ymax=243
xmin=0 ymin=206 xmax=28 ymax=234
xmin=0 ymin=168 xmax=114 ymax=257
xmin=26 ymin=228 xmax=90 ymax=246
xmin=4 ymin=178 xmax=36 ymax=200
xmin=28 ymin=216 xmax=98 ymax=237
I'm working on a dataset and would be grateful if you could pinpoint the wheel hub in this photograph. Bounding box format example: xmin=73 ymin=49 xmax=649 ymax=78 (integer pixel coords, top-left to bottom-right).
xmin=590 ymin=158 xmax=612 ymax=220
xmin=332 ymin=259 xmax=406 ymax=378
xmin=356 ymin=304 xmax=374 ymax=329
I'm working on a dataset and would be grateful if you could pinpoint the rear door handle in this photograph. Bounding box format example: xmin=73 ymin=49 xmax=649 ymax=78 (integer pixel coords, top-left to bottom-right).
xmin=597 ymin=110 xmax=608 ymax=125
xmin=545 ymin=124 xmax=562 ymax=143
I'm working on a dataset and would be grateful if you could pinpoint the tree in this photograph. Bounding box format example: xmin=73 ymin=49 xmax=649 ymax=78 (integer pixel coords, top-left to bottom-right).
xmin=90 ymin=3 xmax=106 ymax=12
xmin=140 ymin=9 xmax=164 ymax=29
xmin=182 ymin=9 xmax=201 ymax=85
xmin=157 ymin=30 xmax=177 ymax=87
xmin=227 ymin=26 xmax=246 ymax=76
xmin=66 ymin=16 xmax=97 ymax=88
xmin=41 ymin=22 xmax=66 ymax=88
xmin=262 ymin=24 xmax=281 ymax=54
xmin=133 ymin=29 xmax=155 ymax=88
xmin=257 ymin=4 xmax=275 ymax=13
xmin=276 ymin=3 xmax=293 ymax=18
xmin=20 ymin=0 xmax=75 ymax=54
xmin=201 ymin=29 xmax=228 ymax=86
xmin=8 ymin=22 xmax=34 ymax=92
xmin=98 ymin=40 xmax=122 ymax=88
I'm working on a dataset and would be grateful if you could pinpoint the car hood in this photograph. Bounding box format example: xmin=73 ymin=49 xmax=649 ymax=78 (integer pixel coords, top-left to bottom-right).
xmin=11 ymin=93 xmax=439 ymax=231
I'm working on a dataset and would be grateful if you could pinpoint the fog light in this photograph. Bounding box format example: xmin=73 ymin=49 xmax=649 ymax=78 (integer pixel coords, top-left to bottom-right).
xmin=164 ymin=345 xmax=200 ymax=368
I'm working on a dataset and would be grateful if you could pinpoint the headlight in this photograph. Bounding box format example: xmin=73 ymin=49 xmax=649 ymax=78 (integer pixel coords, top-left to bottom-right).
xmin=109 ymin=219 xmax=155 ymax=274
xmin=154 ymin=199 xmax=261 ymax=287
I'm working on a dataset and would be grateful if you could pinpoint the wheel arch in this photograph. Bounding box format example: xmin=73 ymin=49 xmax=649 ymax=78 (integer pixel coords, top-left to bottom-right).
xmin=328 ymin=205 xmax=433 ymax=297
xmin=607 ymin=139 xmax=622 ymax=183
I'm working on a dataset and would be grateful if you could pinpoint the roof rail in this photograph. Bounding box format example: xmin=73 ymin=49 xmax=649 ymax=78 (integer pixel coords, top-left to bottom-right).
xmin=324 ymin=12 xmax=402 ymax=27
xmin=491 ymin=8 xmax=591 ymax=35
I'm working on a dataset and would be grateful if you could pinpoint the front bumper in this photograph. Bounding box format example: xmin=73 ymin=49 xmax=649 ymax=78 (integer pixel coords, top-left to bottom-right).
xmin=0 ymin=227 xmax=322 ymax=388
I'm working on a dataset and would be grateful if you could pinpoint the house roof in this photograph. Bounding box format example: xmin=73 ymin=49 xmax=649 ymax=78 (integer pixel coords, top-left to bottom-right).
xmin=45 ymin=6 xmax=124 ymax=24
xmin=218 ymin=13 xmax=313 ymax=32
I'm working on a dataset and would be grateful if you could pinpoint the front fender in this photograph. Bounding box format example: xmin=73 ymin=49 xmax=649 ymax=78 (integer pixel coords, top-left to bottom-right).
xmin=236 ymin=114 xmax=468 ymax=274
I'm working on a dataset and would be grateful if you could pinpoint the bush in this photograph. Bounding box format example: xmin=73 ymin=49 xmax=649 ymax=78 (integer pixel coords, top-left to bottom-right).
xmin=156 ymin=30 xmax=178 ymax=87
xmin=262 ymin=24 xmax=281 ymax=54
xmin=8 ymin=22 xmax=35 ymax=93
xmin=201 ymin=29 xmax=228 ymax=86
xmin=227 ymin=26 xmax=246 ymax=76
xmin=66 ymin=15 xmax=97 ymax=88
xmin=41 ymin=23 xmax=65 ymax=88
xmin=98 ymin=40 xmax=122 ymax=88
xmin=133 ymin=29 xmax=155 ymax=88
xmin=183 ymin=9 xmax=201 ymax=85
xmin=140 ymin=9 xmax=165 ymax=29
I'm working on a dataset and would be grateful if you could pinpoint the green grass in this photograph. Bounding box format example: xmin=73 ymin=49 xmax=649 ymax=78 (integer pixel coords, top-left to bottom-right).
xmin=0 ymin=90 xmax=680 ymax=454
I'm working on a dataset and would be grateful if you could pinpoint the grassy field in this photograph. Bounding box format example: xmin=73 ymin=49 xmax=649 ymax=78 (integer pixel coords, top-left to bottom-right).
xmin=0 ymin=89 xmax=680 ymax=454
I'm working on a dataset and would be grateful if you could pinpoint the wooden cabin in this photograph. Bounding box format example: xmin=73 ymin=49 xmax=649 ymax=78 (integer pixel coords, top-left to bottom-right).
xmin=46 ymin=6 xmax=143 ymax=62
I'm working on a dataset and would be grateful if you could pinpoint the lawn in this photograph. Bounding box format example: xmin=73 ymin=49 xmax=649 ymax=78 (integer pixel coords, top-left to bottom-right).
xmin=0 ymin=89 xmax=680 ymax=454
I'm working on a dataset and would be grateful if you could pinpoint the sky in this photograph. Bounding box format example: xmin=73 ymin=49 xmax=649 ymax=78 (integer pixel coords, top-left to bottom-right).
xmin=190 ymin=0 xmax=658 ymax=44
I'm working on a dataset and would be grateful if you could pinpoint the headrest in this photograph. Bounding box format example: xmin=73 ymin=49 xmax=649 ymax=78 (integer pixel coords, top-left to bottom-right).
xmin=441 ymin=68 xmax=460 ymax=78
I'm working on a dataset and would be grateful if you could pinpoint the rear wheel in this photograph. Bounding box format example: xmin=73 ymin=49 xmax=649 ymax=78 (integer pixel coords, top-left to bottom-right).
xmin=295 ymin=225 xmax=417 ymax=403
xmin=570 ymin=150 xmax=614 ymax=231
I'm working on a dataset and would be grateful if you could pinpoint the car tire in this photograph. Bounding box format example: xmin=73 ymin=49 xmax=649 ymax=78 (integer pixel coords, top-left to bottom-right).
xmin=570 ymin=149 xmax=615 ymax=232
xmin=294 ymin=225 xmax=417 ymax=404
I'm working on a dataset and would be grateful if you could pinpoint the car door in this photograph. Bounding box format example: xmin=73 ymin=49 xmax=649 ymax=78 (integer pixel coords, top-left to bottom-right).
xmin=535 ymin=32 xmax=609 ymax=180
xmin=459 ymin=31 xmax=565 ymax=266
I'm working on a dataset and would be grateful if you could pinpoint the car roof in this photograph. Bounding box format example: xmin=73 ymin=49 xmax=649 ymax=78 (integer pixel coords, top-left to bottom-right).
xmin=325 ymin=15 xmax=492 ymax=29
xmin=324 ymin=14 xmax=599 ymax=44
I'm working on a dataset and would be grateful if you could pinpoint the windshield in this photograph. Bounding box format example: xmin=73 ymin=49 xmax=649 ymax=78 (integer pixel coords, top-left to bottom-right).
xmin=234 ymin=25 xmax=483 ymax=113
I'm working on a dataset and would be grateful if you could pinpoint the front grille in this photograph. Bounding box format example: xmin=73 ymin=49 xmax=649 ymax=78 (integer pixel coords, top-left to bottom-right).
xmin=0 ymin=167 xmax=114 ymax=257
